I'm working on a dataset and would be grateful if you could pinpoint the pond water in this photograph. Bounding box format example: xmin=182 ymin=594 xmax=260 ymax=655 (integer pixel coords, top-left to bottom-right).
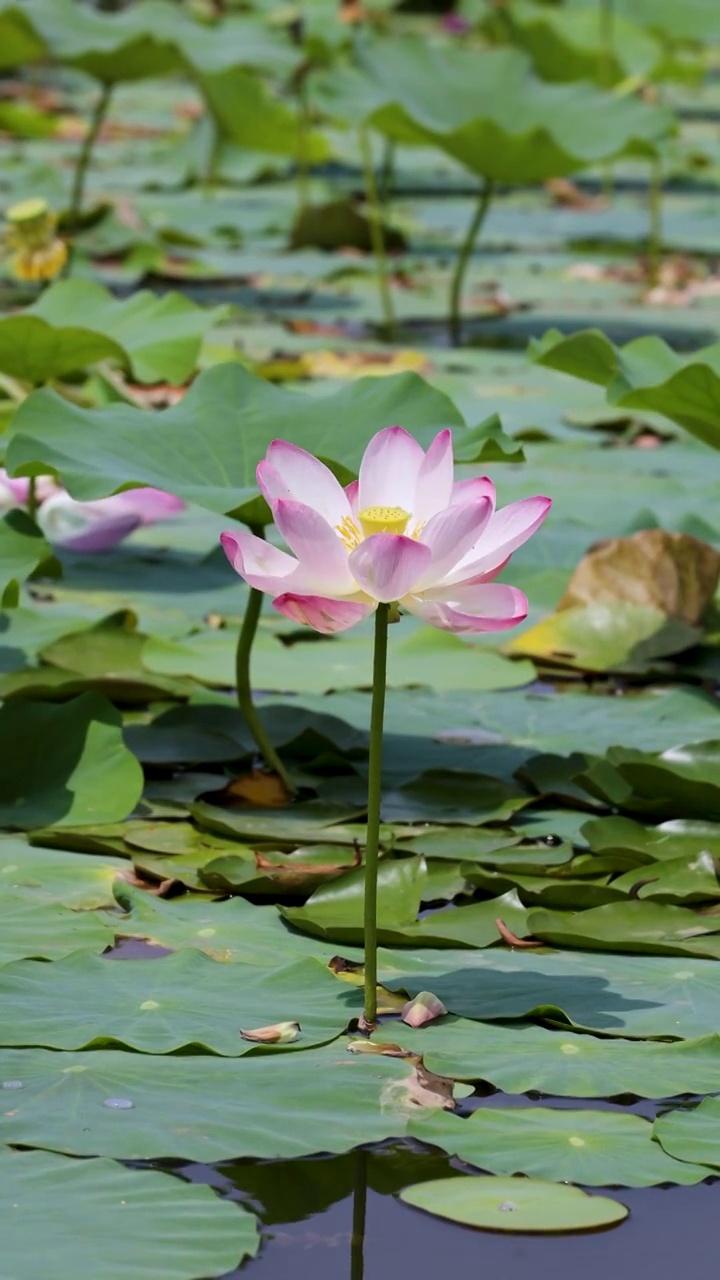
xmin=172 ymin=1143 xmax=719 ymax=1280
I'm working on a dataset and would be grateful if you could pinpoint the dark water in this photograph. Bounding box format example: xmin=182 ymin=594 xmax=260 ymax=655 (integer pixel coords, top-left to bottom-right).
xmin=167 ymin=1141 xmax=719 ymax=1280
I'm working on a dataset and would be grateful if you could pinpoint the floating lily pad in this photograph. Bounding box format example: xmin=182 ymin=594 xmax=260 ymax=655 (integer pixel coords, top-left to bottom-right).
xmin=0 ymin=1043 xmax=446 ymax=1161
xmin=373 ymin=1018 xmax=720 ymax=1098
xmin=654 ymin=1096 xmax=720 ymax=1170
xmin=0 ymin=1149 xmax=259 ymax=1280
xmin=410 ymin=1106 xmax=708 ymax=1186
xmin=7 ymin=365 xmax=465 ymax=525
xmin=532 ymin=329 xmax=720 ymax=450
xmin=399 ymin=1175 xmax=628 ymax=1233
xmin=0 ymin=951 xmax=359 ymax=1054
xmin=0 ymin=693 xmax=143 ymax=829
xmin=28 ymin=280 xmax=227 ymax=384
xmin=386 ymin=947 xmax=720 ymax=1038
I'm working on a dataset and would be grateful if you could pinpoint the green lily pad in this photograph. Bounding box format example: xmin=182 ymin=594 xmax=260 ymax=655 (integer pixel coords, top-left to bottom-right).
xmin=531 ymin=329 xmax=720 ymax=450
xmin=0 ymin=1042 xmax=447 ymax=1161
xmin=7 ymin=364 xmax=464 ymax=524
xmin=353 ymin=41 xmax=671 ymax=182
xmin=595 ymin=743 xmax=720 ymax=822
xmin=409 ymin=1106 xmax=707 ymax=1187
xmin=528 ymin=901 xmax=720 ymax=959
xmin=399 ymin=1175 xmax=628 ymax=1233
xmin=382 ymin=770 xmax=530 ymax=825
xmin=0 ymin=693 xmax=143 ymax=829
xmin=0 ymin=838 xmax=125 ymax=909
xmin=483 ymin=2 xmax=663 ymax=85
xmin=373 ymin=1019 xmax=720 ymax=1098
xmin=506 ymin=602 xmax=700 ymax=674
xmin=0 ymin=316 xmax=123 ymax=386
xmin=582 ymin=816 xmax=720 ymax=866
xmin=145 ymin=626 xmax=534 ymax=695
xmin=28 ymin=280 xmax=227 ymax=384
xmin=0 ymin=1149 xmax=259 ymax=1279
xmin=0 ymin=951 xmax=359 ymax=1054
xmin=0 ymin=889 xmax=115 ymax=963
xmin=654 ymin=1096 xmax=720 ymax=1170
xmin=0 ymin=510 xmax=57 ymax=601
xmin=386 ymin=947 xmax=720 ymax=1038
xmin=281 ymin=857 xmax=424 ymax=945
xmin=399 ymin=830 xmax=525 ymax=864
xmin=113 ymin=883 xmax=344 ymax=967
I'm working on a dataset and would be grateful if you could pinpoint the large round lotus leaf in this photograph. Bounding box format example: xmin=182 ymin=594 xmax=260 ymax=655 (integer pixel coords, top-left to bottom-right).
xmin=0 ymin=890 xmax=115 ymax=963
xmin=356 ymin=42 xmax=671 ymax=181
xmin=26 ymin=280 xmax=227 ymax=384
xmin=531 ymin=329 xmax=720 ymax=450
xmin=6 ymin=364 xmax=465 ymax=525
xmin=372 ymin=1019 xmax=720 ymax=1098
xmin=528 ymin=901 xmax=720 ymax=959
xmin=291 ymin=684 xmax=720 ymax=758
xmin=0 ymin=316 xmax=124 ymax=385
xmin=0 ymin=951 xmax=359 ymax=1053
xmin=0 ymin=1148 xmax=259 ymax=1279
xmin=113 ymin=883 xmax=347 ymax=967
xmin=0 ymin=838 xmax=125 ymax=910
xmin=582 ymin=816 xmax=720 ymax=865
xmin=399 ymin=1175 xmax=628 ymax=1232
xmin=0 ymin=1043 xmax=449 ymax=1161
xmin=409 ymin=1107 xmax=708 ymax=1187
xmin=483 ymin=2 xmax=663 ymax=85
xmin=654 ymin=1097 xmax=720 ymax=1170
xmin=0 ymin=693 xmax=143 ymax=830
xmin=383 ymin=947 xmax=720 ymax=1038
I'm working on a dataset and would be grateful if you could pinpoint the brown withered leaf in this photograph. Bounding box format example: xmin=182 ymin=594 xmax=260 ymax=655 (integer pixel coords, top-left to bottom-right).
xmin=559 ymin=529 xmax=720 ymax=626
xmin=495 ymin=918 xmax=542 ymax=948
xmin=545 ymin=178 xmax=606 ymax=210
xmin=202 ymin=769 xmax=292 ymax=809
xmin=117 ymin=866 xmax=177 ymax=898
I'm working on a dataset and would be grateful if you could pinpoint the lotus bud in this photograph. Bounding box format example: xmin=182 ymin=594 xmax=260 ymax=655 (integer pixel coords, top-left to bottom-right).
xmin=5 ymin=198 xmax=67 ymax=283
xmin=401 ymin=991 xmax=447 ymax=1027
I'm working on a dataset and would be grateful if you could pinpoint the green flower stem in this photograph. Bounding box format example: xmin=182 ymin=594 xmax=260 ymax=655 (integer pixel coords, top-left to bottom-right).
xmin=26 ymin=476 xmax=38 ymax=522
xmin=363 ymin=601 xmax=389 ymax=1029
xmin=359 ymin=127 xmax=397 ymax=342
xmin=350 ymin=1149 xmax=368 ymax=1280
xmin=448 ymin=177 xmax=495 ymax=347
xmin=379 ymin=137 xmax=396 ymax=203
xmin=647 ymin=157 xmax=663 ymax=288
xmin=68 ymin=83 xmax=113 ymax=233
xmin=235 ymin=531 xmax=295 ymax=795
xmin=296 ymin=76 xmax=311 ymax=217
xmin=599 ymin=0 xmax=615 ymax=88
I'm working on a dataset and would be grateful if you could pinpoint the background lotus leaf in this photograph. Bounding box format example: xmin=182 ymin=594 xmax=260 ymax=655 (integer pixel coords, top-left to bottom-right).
xmin=0 ymin=1149 xmax=260 ymax=1280
xmin=532 ymin=329 xmax=720 ymax=449
xmin=6 ymin=364 xmax=465 ymax=523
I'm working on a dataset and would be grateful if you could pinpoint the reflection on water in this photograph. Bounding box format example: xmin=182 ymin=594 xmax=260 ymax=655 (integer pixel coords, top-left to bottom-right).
xmin=164 ymin=1135 xmax=718 ymax=1280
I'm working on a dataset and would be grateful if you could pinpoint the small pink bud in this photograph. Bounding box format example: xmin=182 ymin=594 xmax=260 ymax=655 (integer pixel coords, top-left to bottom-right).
xmin=401 ymin=991 xmax=447 ymax=1027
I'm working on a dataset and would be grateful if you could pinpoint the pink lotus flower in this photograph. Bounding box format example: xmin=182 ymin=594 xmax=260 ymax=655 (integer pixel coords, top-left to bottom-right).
xmin=220 ymin=427 xmax=550 ymax=635
xmin=0 ymin=468 xmax=184 ymax=553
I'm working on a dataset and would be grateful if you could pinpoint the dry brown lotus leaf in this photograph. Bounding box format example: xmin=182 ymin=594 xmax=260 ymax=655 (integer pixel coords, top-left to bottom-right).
xmin=204 ymin=769 xmax=292 ymax=809
xmin=559 ymin=529 xmax=720 ymax=626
